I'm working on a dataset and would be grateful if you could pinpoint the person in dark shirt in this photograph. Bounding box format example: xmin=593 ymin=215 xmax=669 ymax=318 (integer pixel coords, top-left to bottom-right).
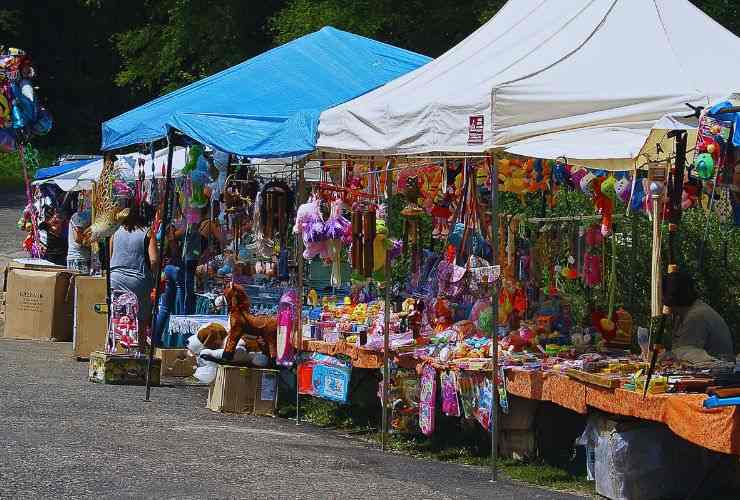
xmin=664 ymin=271 xmax=734 ymax=364
xmin=39 ymin=211 xmax=68 ymax=266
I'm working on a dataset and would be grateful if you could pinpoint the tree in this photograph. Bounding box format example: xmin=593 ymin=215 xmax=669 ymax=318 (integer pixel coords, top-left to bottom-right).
xmin=0 ymin=0 xmax=146 ymax=150
xmin=110 ymin=0 xmax=285 ymax=96
xmin=270 ymin=0 xmax=497 ymax=58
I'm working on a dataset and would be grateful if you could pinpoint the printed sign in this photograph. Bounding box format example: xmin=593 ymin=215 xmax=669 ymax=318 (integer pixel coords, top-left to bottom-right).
xmin=298 ymin=353 xmax=352 ymax=403
xmin=468 ymin=115 xmax=484 ymax=145
xmin=260 ymin=372 xmax=277 ymax=401
xmin=312 ymin=364 xmax=351 ymax=403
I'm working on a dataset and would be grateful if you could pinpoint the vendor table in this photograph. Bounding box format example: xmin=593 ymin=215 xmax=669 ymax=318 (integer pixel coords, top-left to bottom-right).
xmin=300 ymin=340 xmax=740 ymax=455
xmin=505 ymin=370 xmax=740 ymax=455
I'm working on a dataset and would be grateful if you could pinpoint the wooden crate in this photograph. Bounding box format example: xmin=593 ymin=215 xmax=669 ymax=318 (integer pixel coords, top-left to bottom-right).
xmin=88 ymin=351 xmax=161 ymax=386
xmin=207 ymin=365 xmax=279 ymax=416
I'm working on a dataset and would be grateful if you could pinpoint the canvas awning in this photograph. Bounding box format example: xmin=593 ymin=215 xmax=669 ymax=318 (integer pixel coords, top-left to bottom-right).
xmin=102 ymin=27 xmax=430 ymax=158
xmin=317 ymin=0 xmax=740 ymax=170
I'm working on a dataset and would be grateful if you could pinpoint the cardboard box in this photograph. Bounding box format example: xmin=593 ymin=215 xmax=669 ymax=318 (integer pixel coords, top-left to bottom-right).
xmin=207 ymin=365 xmax=279 ymax=416
xmin=88 ymin=350 xmax=161 ymax=385
xmin=155 ymin=348 xmax=196 ymax=378
xmin=73 ymin=276 xmax=108 ymax=359
xmin=5 ymin=258 xmax=66 ymax=272
xmin=0 ymin=291 xmax=6 ymax=322
xmin=3 ymin=267 xmax=76 ymax=341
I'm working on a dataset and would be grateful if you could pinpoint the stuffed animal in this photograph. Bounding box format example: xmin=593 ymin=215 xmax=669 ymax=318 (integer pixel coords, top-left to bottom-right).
xmin=195 ymin=322 xmax=229 ymax=349
xmin=222 ymin=283 xmax=278 ymax=361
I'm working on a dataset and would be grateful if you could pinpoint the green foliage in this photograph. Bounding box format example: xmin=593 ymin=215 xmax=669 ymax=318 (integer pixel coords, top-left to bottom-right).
xmin=270 ymin=0 xmax=390 ymax=46
xmin=111 ymin=0 xmax=283 ymax=95
xmin=271 ymin=0 xmax=499 ymax=57
xmin=0 ymin=147 xmax=59 ymax=188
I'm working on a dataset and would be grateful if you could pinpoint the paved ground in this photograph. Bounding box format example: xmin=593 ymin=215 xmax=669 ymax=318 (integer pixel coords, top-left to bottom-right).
xmin=0 ymin=340 xmax=583 ymax=500
xmin=0 ymin=191 xmax=581 ymax=499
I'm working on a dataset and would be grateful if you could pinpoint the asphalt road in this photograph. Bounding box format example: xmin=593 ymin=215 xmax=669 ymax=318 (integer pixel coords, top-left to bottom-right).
xmin=0 ymin=340 xmax=583 ymax=500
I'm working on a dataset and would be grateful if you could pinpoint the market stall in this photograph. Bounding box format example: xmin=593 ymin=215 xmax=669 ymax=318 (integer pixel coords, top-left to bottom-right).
xmin=309 ymin=3 xmax=740 ymax=480
xmin=92 ymin=27 xmax=430 ymax=395
xmin=74 ymin=5 xmax=739 ymax=497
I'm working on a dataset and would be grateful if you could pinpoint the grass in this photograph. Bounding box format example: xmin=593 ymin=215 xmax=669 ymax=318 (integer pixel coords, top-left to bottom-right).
xmin=280 ymin=395 xmax=594 ymax=496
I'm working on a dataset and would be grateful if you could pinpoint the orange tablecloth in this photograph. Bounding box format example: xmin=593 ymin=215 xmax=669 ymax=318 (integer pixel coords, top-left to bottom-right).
xmin=505 ymin=369 xmax=740 ymax=455
xmin=299 ymin=342 xmax=740 ymax=454
xmin=505 ymin=370 xmax=588 ymax=414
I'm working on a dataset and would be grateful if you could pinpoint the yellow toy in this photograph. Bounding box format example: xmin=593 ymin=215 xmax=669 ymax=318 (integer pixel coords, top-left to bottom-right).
xmin=307 ymin=289 xmax=319 ymax=307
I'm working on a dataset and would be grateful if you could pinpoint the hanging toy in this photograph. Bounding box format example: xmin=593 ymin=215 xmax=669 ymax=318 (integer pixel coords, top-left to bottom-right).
xmin=694 ymin=152 xmax=715 ymax=180
xmin=362 ymin=207 xmax=376 ymax=278
xmin=431 ymin=185 xmax=454 ymax=239
xmin=630 ymin=176 xmax=646 ymax=213
xmin=259 ymin=180 xmax=295 ymax=243
xmin=351 ymin=206 xmax=363 ymax=272
xmin=294 ymin=197 xmax=327 ymax=260
xmin=183 ymin=145 xmax=211 ymax=208
xmin=324 ymin=198 xmax=350 ymax=286
xmin=372 ymin=218 xmax=388 ymax=275
xmin=583 ymin=225 xmax=602 ymax=287
xmin=614 ymin=174 xmax=632 ymax=204
xmin=593 ymin=177 xmax=614 ymax=236
xmin=401 ymin=178 xmax=423 ymax=273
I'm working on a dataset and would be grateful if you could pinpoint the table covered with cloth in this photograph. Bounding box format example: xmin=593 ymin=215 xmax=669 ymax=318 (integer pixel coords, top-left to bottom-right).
xmin=505 ymin=369 xmax=740 ymax=455
xmin=298 ymin=341 xmax=740 ymax=455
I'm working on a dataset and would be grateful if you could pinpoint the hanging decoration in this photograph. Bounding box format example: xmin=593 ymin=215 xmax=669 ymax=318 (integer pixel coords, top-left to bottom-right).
xmin=0 ymin=47 xmax=52 ymax=152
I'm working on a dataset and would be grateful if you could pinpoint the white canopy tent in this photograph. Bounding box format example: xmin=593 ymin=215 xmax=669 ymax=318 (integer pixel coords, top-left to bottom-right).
xmin=37 ymin=147 xmax=189 ymax=191
xmin=317 ymin=0 xmax=740 ymax=170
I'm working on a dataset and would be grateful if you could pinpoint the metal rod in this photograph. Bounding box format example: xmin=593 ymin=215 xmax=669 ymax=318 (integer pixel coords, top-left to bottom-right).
xmin=296 ymin=159 xmax=306 ymax=425
xmin=381 ymin=159 xmax=393 ymax=452
xmin=489 ymin=154 xmax=500 ymax=482
xmin=102 ymin=237 xmax=112 ymax=332
xmin=526 ymin=214 xmax=625 ymax=223
xmin=144 ymin=131 xmax=176 ymax=401
xmin=17 ymin=143 xmax=40 ymax=256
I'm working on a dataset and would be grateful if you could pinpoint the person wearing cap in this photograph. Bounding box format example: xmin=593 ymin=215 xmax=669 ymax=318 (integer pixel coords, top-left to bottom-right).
xmin=664 ymin=271 xmax=734 ymax=364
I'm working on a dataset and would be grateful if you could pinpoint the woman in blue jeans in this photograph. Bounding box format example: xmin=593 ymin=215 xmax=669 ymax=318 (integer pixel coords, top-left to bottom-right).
xmin=152 ymin=213 xmax=189 ymax=345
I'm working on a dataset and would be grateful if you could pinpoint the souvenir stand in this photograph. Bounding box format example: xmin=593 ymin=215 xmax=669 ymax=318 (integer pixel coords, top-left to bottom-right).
xmin=293 ymin=142 xmax=739 ymax=496
xmin=95 ymin=27 xmax=430 ymax=396
xmin=311 ymin=2 xmax=740 ymax=486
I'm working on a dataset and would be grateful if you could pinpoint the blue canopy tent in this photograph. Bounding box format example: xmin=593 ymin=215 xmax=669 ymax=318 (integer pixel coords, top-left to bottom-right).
xmin=34 ymin=158 xmax=100 ymax=181
xmin=101 ymin=27 xmax=431 ymax=157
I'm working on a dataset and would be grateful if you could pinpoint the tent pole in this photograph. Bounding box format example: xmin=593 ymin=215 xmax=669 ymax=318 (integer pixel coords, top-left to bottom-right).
xmin=103 ymin=236 xmax=112 ymax=331
xmin=145 ymin=130 xmax=176 ymax=402
xmin=296 ymin=158 xmax=306 ymax=425
xmin=489 ymin=153 xmax=500 ymax=482
xmin=381 ymin=159 xmax=393 ymax=452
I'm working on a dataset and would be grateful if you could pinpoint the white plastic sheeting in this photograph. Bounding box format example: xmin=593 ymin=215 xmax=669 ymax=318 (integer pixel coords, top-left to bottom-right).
xmin=317 ymin=0 xmax=740 ymax=169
